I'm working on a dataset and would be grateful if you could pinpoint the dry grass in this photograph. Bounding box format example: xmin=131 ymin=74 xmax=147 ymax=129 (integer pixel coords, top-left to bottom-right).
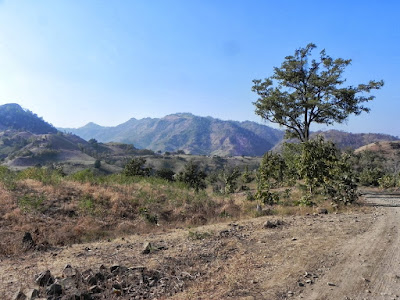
xmin=0 ymin=169 xmax=355 ymax=257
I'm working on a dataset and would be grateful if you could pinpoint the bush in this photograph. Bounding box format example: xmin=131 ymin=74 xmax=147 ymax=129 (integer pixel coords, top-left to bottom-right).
xmin=155 ymin=168 xmax=175 ymax=181
xmin=378 ymin=174 xmax=398 ymax=189
xmin=124 ymin=158 xmax=151 ymax=177
xmin=176 ymin=161 xmax=207 ymax=192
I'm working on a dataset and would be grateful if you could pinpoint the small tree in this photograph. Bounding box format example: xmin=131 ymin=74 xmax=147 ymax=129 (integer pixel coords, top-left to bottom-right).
xmin=156 ymin=168 xmax=175 ymax=181
xmin=124 ymin=158 xmax=151 ymax=177
xmin=94 ymin=159 xmax=101 ymax=169
xmin=252 ymin=43 xmax=383 ymax=142
xmin=222 ymin=167 xmax=241 ymax=194
xmin=176 ymin=161 xmax=206 ymax=192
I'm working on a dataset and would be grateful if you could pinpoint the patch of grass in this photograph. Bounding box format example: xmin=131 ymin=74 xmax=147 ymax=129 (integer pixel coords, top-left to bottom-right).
xmin=18 ymin=194 xmax=44 ymax=212
xmin=78 ymin=194 xmax=95 ymax=215
xmin=0 ymin=166 xmax=17 ymax=190
xmin=188 ymin=230 xmax=211 ymax=240
xmin=18 ymin=167 xmax=62 ymax=185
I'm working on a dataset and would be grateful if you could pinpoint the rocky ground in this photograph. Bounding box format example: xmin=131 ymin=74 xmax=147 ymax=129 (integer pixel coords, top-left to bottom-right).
xmin=1 ymin=193 xmax=399 ymax=299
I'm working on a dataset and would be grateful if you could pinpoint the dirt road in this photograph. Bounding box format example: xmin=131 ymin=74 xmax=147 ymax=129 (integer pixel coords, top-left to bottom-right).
xmin=300 ymin=193 xmax=400 ymax=300
xmin=1 ymin=193 xmax=400 ymax=299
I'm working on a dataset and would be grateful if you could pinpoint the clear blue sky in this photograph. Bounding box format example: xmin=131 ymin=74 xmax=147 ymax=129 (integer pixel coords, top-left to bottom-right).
xmin=0 ymin=0 xmax=399 ymax=136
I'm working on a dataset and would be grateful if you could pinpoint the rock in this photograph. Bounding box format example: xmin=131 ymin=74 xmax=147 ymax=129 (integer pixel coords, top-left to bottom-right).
xmin=62 ymin=264 xmax=78 ymax=278
xmin=142 ymin=242 xmax=152 ymax=254
xmin=264 ymin=220 xmax=284 ymax=229
xmin=291 ymin=237 xmax=297 ymax=241
xmin=22 ymin=232 xmax=35 ymax=250
xmin=298 ymin=282 xmax=305 ymax=287
xmin=112 ymin=287 xmax=122 ymax=296
xmin=46 ymin=283 xmax=63 ymax=296
xmin=318 ymin=208 xmax=328 ymax=214
xmin=12 ymin=288 xmax=26 ymax=300
xmin=25 ymin=288 xmax=39 ymax=299
xmin=60 ymin=277 xmax=77 ymax=291
xmin=89 ymin=285 xmax=103 ymax=294
xmin=87 ymin=275 xmax=97 ymax=286
xmin=263 ymin=221 xmax=276 ymax=228
xmin=35 ymin=270 xmax=54 ymax=287
xmin=94 ymin=272 xmax=105 ymax=282
xmin=327 ymin=282 xmax=336 ymax=286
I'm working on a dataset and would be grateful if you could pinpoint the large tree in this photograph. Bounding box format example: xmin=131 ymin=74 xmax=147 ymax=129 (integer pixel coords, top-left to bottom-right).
xmin=252 ymin=43 xmax=384 ymax=142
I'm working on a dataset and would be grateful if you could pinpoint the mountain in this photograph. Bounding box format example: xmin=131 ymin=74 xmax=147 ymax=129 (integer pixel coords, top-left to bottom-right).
xmin=272 ymin=129 xmax=400 ymax=152
xmin=60 ymin=113 xmax=285 ymax=156
xmin=0 ymin=103 xmax=57 ymax=134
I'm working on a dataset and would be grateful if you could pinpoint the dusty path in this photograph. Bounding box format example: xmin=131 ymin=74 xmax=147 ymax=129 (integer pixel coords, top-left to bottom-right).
xmin=300 ymin=193 xmax=400 ymax=300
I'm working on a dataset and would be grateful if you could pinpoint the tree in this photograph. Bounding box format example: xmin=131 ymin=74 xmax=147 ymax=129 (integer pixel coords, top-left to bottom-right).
xmin=124 ymin=158 xmax=151 ymax=177
xmin=252 ymin=43 xmax=384 ymax=142
xmin=176 ymin=161 xmax=206 ymax=192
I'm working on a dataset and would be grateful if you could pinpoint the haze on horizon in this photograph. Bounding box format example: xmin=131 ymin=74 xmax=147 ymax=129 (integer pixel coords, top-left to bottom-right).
xmin=0 ymin=1 xmax=399 ymax=136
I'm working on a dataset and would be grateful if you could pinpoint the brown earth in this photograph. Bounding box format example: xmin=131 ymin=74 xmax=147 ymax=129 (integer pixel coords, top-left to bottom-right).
xmin=1 ymin=193 xmax=399 ymax=299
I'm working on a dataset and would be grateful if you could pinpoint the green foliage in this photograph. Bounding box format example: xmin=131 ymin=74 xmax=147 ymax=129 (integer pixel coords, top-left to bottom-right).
xmin=139 ymin=207 xmax=158 ymax=224
xmin=18 ymin=167 xmax=62 ymax=185
xmin=18 ymin=194 xmax=45 ymax=212
xmin=124 ymin=158 xmax=151 ymax=177
xmin=155 ymin=168 xmax=175 ymax=181
xmin=294 ymin=194 xmax=314 ymax=207
xmin=242 ymin=165 xmax=254 ymax=183
xmin=298 ymin=137 xmax=338 ymax=193
xmin=258 ymin=152 xmax=286 ymax=187
xmin=378 ymin=174 xmax=398 ymax=189
xmin=0 ymin=166 xmax=17 ymax=190
xmin=94 ymin=159 xmax=101 ymax=169
xmin=252 ymin=43 xmax=383 ymax=142
xmin=176 ymin=161 xmax=207 ymax=192
xmin=69 ymin=169 xmax=96 ymax=183
xmin=79 ymin=194 xmax=95 ymax=215
xmin=358 ymin=168 xmax=384 ymax=186
xmin=222 ymin=167 xmax=241 ymax=194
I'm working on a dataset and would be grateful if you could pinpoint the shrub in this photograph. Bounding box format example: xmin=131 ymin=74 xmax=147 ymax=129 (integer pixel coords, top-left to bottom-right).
xmin=176 ymin=161 xmax=207 ymax=192
xmin=124 ymin=158 xmax=151 ymax=177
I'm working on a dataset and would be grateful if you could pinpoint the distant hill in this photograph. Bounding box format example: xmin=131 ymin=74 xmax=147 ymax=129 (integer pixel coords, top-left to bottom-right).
xmin=272 ymin=129 xmax=399 ymax=152
xmin=355 ymin=140 xmax=400 ymax=156
xmin=60 ymin=113 xmax=285 ymax=156
xmin=0 ymin=103 xmax=57 ymax=134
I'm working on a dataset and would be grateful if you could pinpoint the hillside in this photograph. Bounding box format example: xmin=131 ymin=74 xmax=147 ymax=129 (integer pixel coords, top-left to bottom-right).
xmin=60 ymin=113 xmax=284 ymax=156
xmin=0 ymin=103 xmax=57 ymax=134
xmin=272 ymin=130 xmax=400 ymax=152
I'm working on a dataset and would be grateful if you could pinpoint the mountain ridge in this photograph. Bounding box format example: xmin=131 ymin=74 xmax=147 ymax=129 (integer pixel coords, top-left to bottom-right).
xmin=60 ymin=113 xmax=285 ymax=156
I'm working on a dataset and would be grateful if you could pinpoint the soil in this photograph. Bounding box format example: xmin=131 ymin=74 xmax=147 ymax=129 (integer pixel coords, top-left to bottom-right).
xmin=1 ymin=192 xmax=399 ymax=299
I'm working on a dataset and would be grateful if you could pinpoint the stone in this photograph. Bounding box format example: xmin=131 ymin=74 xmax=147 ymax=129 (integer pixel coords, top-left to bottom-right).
xmin=327 ymin=282 xmax=336 ymax=286
xmin=87 ymin=275 xmax=97 ymax=286
xmin=46 ymin=283 xmax=63 ymax=296
xmin=22 ymin=232 xmax=35 ymax=250
xmin=142 ymin=242 xmax=152 ymax=254
xmin=89 ymin=285 xmax=103 ymax=294
xmin=12 ymin=288 xmax=26 ymax=300
xmin=25 ymin=288 xmax=39 ymax=300
xmin=35 ymin=270 xmax=54 ymax=287
xmin=63 ymin=264 xmax=77 ymax=277
xmin=318 ymin=208 xmax=328 ymax=214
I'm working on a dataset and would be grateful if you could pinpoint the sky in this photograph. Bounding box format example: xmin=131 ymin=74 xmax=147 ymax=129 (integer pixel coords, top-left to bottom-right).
xmin=0 ymin=0 xmax=399 ymax=136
